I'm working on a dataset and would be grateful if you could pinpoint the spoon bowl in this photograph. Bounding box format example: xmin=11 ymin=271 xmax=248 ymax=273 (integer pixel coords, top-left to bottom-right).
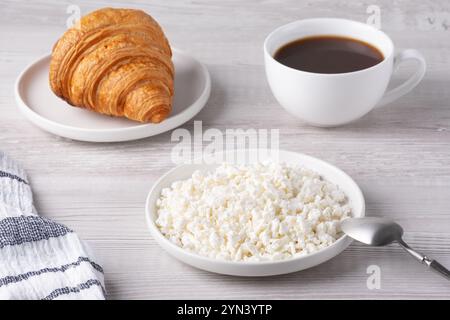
xmin=341 ymin=217 xmax=403 ymax=246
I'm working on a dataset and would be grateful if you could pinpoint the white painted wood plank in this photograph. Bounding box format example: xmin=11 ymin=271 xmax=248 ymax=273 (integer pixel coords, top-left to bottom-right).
xmin=0 ymin=0 xmax=449 ymax=299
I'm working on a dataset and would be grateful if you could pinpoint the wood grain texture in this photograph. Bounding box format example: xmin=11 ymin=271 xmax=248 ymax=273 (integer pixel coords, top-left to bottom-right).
xmin=0 ymin=0 xmax=449 ymax=299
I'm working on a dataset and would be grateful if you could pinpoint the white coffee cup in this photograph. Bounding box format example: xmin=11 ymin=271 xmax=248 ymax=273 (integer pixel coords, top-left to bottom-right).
xmin=264 ymin=18 xmax=426 ymax=127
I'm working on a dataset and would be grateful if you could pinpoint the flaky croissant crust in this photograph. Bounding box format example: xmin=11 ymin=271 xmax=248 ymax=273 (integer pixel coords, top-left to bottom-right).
xmin=49 ymin=8 xmax=174 ymax=123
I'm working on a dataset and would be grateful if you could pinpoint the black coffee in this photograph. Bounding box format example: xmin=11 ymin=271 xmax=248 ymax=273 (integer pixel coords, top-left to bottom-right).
xmin=274 ymin=36 xmax=384 ymax=74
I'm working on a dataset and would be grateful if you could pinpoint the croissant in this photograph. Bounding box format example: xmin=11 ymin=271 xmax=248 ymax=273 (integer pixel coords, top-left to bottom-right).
xmin=49 ymin=8 xmax=174 ymax=123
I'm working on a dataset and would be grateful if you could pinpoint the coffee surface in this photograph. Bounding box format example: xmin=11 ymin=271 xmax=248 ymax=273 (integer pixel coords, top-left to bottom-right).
xmin=274 ymin=36 xmax=384 ymax=74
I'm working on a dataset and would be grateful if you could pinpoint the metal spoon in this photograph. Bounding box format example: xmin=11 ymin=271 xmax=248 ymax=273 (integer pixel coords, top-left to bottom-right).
xmin=341 ymin=217 xmax=450 ymax=280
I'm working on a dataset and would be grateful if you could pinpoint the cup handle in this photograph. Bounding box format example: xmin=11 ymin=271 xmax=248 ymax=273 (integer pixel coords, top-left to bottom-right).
xmin=376 ymin=49 xmax=426 ymax=108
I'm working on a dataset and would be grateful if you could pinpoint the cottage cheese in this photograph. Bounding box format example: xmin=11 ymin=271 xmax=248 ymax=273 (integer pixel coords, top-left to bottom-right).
xmin=156 ymin=162 xmax=351 ymax=262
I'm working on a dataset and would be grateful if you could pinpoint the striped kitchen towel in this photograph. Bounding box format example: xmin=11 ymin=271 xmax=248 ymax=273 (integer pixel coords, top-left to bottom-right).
xmin=0 ymin=151 xmax=105 ymax=300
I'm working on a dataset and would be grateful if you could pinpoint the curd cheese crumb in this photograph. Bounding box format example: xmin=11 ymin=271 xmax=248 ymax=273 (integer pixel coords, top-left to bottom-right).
xmin=156 ymin=162 xmax=351 ymax=261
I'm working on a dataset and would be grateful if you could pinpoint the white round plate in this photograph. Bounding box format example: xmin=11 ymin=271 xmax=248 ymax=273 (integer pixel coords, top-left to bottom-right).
xmin=145 ymin=149 xmax=365 ymax=276
xmin=15 ymin=49 xmax=211 ymax=142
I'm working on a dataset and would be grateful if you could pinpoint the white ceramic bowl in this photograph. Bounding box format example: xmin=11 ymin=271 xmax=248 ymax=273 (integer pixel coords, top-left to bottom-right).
xmin=145 ymin=150 xmax=365 ymax=276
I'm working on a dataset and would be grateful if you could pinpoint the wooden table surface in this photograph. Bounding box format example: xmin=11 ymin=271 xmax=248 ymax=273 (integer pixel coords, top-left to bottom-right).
xmin=1 ymin=0 xmax=449 ymax=299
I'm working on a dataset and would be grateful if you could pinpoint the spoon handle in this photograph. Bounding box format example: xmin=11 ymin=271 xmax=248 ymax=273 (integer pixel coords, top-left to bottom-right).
xmin=427 ymin=259 xmax=450 ymax=280
xmin=398 ymin=239 xmax=450 ymax=280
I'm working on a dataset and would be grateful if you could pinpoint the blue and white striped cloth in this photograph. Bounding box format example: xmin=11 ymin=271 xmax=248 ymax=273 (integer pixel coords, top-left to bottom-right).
xmin=0 ymin=152 xmax=105 ymax=300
